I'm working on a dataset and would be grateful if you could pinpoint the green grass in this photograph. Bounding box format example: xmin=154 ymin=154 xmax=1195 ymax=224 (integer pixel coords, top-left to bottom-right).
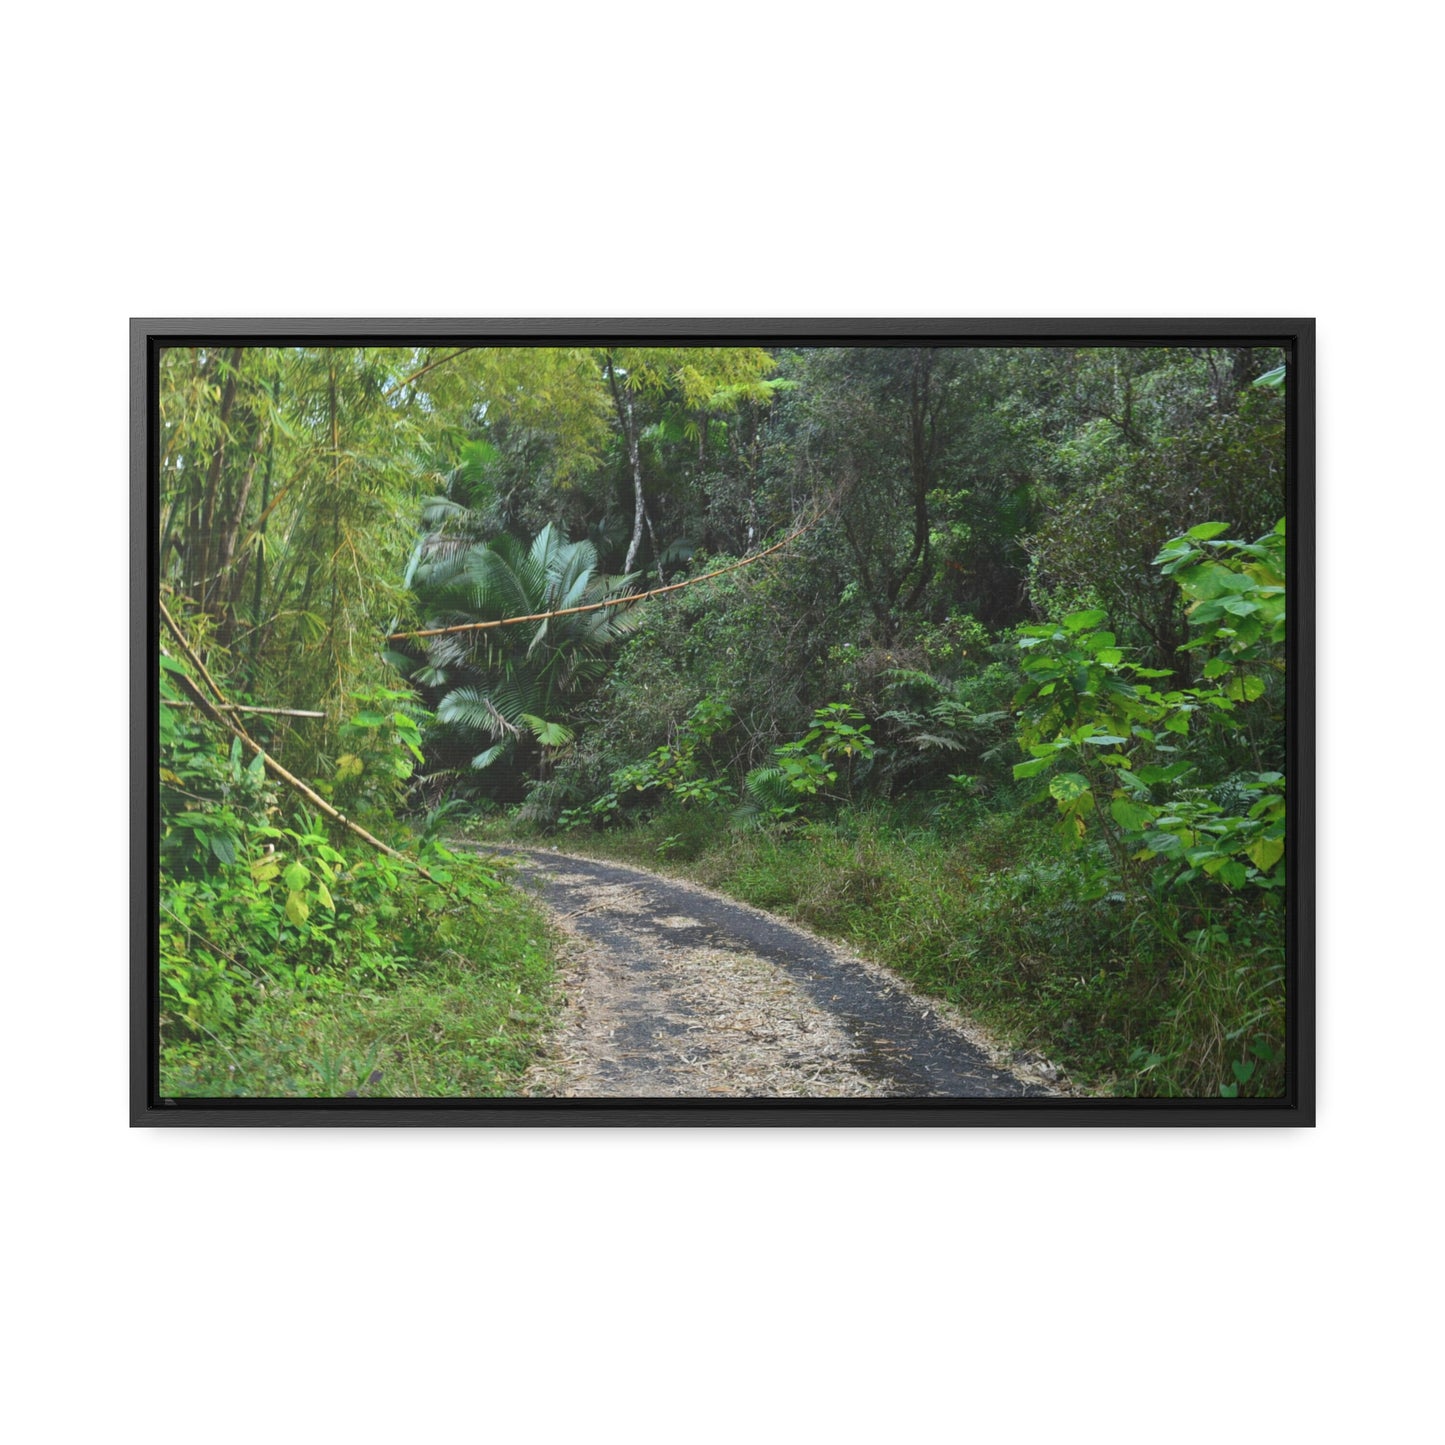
xmin=480 ymin=801 xmax=1286 ymax=1098
xmin=159 ymin=861 xmax=558 ymax=1098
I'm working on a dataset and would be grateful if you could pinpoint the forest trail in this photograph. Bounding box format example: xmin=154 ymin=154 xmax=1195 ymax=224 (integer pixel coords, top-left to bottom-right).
xmin=474 ymin=846 xmax=1062 ymax=1100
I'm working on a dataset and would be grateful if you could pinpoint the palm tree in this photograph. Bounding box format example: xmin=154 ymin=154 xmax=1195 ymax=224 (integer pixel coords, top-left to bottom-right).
xmin=403 ymin=523 xmax=639 ymax=795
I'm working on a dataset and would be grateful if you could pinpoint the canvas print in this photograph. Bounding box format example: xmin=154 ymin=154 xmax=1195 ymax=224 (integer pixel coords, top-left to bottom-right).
xmin=143 ymin=326 xmax=1305 ymax=1117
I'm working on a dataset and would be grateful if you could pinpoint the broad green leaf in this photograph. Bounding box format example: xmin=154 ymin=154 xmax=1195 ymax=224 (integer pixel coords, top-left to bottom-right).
xmin=1218 ymin=860 xmax=1249 ymax=889
xmin=209 ymin=834 xmax=237 ymax=866
xmin=1254 ymin=365 xmax=1286 ymax=390
xmin=1110 ymin=799 xmax=1154 ymax=831
xmin=1013 ymin=755 xmax=1056 ymax=780
xmin=285 ymin=892 xmax=310 ymax=926
xmin=1137 ymin=762 xmax=1193 ymax=784
xmin=247 ymin=752 xmax=266 ymax=780
xmin=1063 ymin=608 xmax=1108 ymax=632
xmin=315 ymin=881 xmax=334 ymax=910
xmin=1231 ymin=1059 xmax=1256 ymax=1084
xmin=283 ymin=862 xmax=310 ymax=892
xmin=1186 ymin=522 xmax=1230 ymax=541
xmin=1225 ymin=675 xmax=1267 ymax=702
xmin=1153 ymin=539 xmax=1195 ymax=567
xmin=1246 ymin=835 xmax=1285 ymax=872
xmin=1178 ymin=563 xmax=1254 ymax=600
xmin=1049 ymin=773 xmax=1090 ymax=804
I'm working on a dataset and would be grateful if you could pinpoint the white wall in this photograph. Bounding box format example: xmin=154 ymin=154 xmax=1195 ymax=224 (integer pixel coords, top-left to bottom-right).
xmin=7 ymin=4 xmax=1435 ymax=1441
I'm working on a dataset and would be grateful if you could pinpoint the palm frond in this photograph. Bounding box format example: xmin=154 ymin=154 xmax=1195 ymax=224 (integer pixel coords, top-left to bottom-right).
xmin=437 ymin=686 xmax=521 ymax=739
xmin=465 ymin=534 xmax=548 ymax=619
xmin=519 ymin=714 xmax=574 ymax=749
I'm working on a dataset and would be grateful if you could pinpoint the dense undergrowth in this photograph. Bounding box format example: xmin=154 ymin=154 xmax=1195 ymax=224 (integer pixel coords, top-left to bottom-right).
xmin=158 ymin=670 xmax=557 ymax=1099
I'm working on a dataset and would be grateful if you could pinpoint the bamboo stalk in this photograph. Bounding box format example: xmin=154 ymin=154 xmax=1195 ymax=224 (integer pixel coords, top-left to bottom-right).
xmin=386 ymin=512 xmax=821 ymax=643
xmin=158 ymin=597 xmax=447 ymax=887
xmin=383 ymin=347 xmax=480 ymax=399
xmin=160 ymin=598 xmax=257 ymax=746
xmin=168 ymin=668 xmax=446 ymax=883
xmin=161 ymin=701 xmax=327 ymax=718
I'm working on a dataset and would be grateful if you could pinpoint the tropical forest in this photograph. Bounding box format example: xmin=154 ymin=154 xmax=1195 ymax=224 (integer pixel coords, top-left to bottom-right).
xmin=156 ymin=341 xmax=1289 ymax=1100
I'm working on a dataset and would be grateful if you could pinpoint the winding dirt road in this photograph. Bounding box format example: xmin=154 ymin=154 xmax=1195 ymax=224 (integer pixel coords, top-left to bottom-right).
xmin=477 ymin=846 xmax=1061 ymax=1100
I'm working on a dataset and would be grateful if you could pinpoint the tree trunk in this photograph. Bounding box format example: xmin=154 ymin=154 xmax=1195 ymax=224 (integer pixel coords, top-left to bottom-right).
xmin=605 ymin=354 xmax=647 ymax=575
xmin=192 ymin=346 xmax=244 ymax=603
xmin=897 ymin=348 xmax=939 ymax=613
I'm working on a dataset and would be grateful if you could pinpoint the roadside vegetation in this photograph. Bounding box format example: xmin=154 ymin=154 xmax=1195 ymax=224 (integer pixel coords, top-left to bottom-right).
xmin=159 ymin=343 xmax=1289 ymax=1099
xmin=158 ymin=657 xmax=556 ymax=1097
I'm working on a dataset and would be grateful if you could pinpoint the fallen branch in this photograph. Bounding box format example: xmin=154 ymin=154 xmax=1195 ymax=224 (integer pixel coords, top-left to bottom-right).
xmin=158 ymin=597 xmax=448 ymax=888
xmin=387 ymin=512 xmax=823 ymax=643
xmin=162 ymin=701 xmax=327 ymax=719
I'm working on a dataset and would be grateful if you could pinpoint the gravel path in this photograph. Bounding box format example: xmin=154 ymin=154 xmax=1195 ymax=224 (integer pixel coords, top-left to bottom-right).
xmin=475 ymin=845 xmax=1061 ymax=1100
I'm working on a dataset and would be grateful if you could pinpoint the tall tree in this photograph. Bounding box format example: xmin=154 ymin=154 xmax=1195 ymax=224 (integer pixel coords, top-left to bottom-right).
xmin=596 ymin=347 xmax=778 ymax=575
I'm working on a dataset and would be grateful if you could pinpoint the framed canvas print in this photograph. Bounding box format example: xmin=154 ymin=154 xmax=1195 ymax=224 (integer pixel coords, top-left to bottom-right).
xmin=132 ymin=319 xmax=1313 ymax=1126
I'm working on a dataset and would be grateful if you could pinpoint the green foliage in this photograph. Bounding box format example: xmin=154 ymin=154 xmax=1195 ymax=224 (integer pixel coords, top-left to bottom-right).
xmin=158 ymin=637 xmax=557 ymax=1095
xmin=873 ymin=664 xmax=1014 ymax=796
xmin=739 ymin=704 xmax=876 ymax=823
xmin=405 ymin=522 xmax=641 ymax=800
xmin=1022 ymin=365 xmax=1285 ymax=668
xmin=160 ymin=882 xmax=556 ymax=1098
xmin=323 ymin=687 xmax=430 ymax=824
xmin=546 ymin=539 xmax=850 ymax=816
xmin=1005 ymin=519 xmax=1287 ymax=1094
xmin=159 ymin=346 xmax=432 ymax=776
xmin=1156 ymin=517 xmax=1286 ymax=665
xmin=563 ymin=695 xmax=738 ymax=828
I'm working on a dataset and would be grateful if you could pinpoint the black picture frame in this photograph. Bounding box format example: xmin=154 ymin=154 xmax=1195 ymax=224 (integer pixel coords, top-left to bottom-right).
xmin=133 ymin=318 xmax=1314 ymax=1127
